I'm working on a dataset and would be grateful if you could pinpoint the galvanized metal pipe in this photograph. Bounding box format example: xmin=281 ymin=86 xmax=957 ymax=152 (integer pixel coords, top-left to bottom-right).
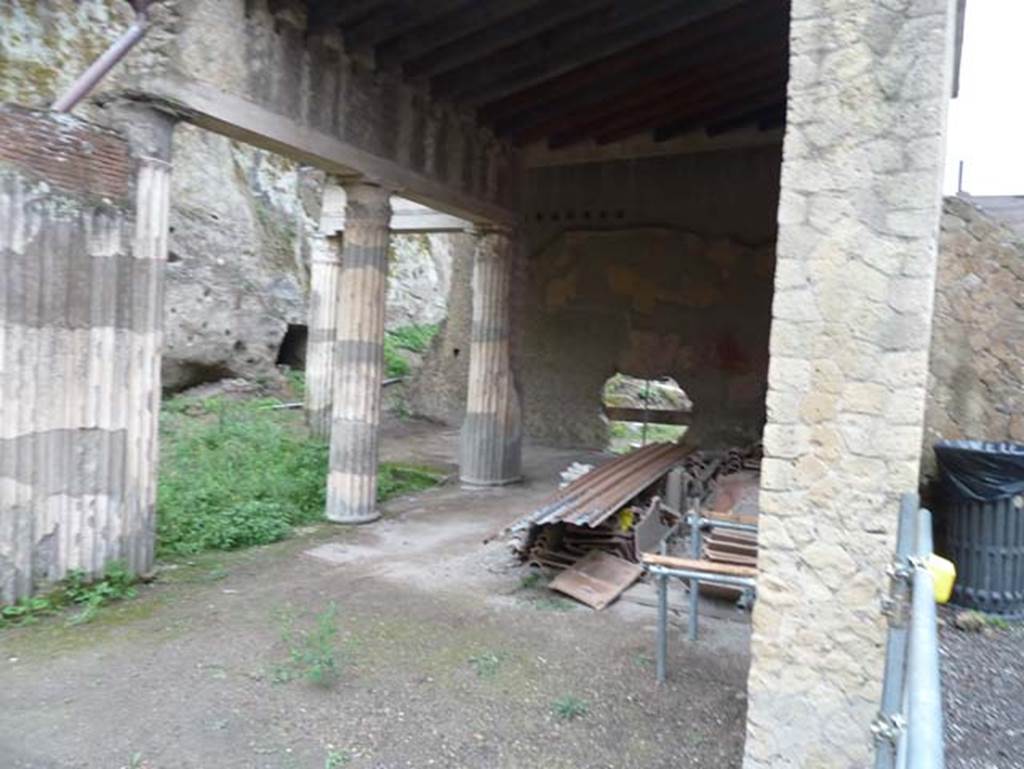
xmin=875 ymin=493 xmax=917 ymax=769
xmin=53 ymin=3 xmax=151 ymax=113
xmin=656 ymin=572 xmax=668 ymax=684
xmin=906 ymin=508 xmax=945 ymax=769
xmin=688 ymin=497 xmax=701 ymax=641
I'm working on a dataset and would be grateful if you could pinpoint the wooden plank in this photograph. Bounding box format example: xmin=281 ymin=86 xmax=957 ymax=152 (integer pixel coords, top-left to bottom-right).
xmin=602 ymin=406 xmax=691 ymax=426
xmin=641 ymin=553 xmax=758 ymax=578
xmin=550 ymin=550 xmax=644 ymax=610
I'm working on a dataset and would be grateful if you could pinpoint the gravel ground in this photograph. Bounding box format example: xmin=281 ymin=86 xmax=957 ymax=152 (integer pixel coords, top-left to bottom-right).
xmin=940 ymin=606 xmax=1024 ymax=769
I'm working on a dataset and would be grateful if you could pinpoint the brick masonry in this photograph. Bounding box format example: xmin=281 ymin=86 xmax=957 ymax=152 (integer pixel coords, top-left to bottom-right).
xmin=742 ymin=1 xmax=957 ymax=766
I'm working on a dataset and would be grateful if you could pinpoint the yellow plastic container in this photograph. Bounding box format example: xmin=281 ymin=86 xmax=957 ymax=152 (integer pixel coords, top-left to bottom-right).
xmin=928 ymin=554 xmax=956 ymax=604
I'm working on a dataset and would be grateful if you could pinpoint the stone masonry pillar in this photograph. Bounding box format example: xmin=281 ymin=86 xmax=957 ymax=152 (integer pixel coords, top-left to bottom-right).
xmin=459 ymin=226 xmax=522 ymax=486
xmin=0 ymin=104 xmax=173 ymax=602
xmin=325 ymin=183 xmax=391 ymax=523
xmin=743 ymin=2 xmax=956 ymax=767
xmin=305 ymin=180 xmax=345 ymax=439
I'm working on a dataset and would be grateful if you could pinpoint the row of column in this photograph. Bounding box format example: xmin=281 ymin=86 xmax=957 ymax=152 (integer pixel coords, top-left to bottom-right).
xmin=304 ymin=179 xmax=521 ymax=524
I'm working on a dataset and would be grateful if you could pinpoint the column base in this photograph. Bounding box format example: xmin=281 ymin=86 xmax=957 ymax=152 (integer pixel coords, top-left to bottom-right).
xmin=325 ymin=510 xmax=382 ymax=525
xmin=459 ymin=474 xmax=523 ymax=488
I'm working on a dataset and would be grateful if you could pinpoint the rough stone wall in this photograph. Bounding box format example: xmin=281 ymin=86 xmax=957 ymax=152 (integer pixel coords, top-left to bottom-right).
xmin=0 ymin=105 xmax=170 ymax=602
xmin=406 ymin=234 xmax=474 ymax=425
xmin=743 ymin=1 xmax=955 ymax=767
xmin=923 ymin=196 xmax=1024 ymax=478
xmin=523 ymin=147 xmax=781 ymax=449
xmin=1 ymin=1 xmax=456 ymax=392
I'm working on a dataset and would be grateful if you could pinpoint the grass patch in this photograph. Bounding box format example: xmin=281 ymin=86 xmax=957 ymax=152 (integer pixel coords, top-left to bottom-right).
xmin=273 ymin=603 xmax=344 ymax=687
xmin=384 ymin=322 xmax=440 ymax=378
xmin=552 ymin=695 xmax=589 ymax=721
xmin=157 ymin=395 xmax=441 ymax=556
xmin=0 ymin=561 xmax=137 ymax=629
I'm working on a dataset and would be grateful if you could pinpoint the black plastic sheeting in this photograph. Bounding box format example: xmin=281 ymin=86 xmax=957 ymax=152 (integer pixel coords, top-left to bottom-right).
xmin=934 ymin=440 xmax=1024 ymax=502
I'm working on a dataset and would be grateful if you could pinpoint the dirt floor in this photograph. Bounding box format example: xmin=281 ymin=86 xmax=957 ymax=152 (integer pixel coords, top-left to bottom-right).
xmin=940 ymin=606 xmax=1024 ymax=769
xmin=0 ymin=419 xmax=752 ymax=769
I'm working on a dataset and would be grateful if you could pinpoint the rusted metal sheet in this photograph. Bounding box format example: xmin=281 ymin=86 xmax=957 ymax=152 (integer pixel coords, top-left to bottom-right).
xmin=549 ymin=550 xmax=644 ymax=610
xmin=509 ymin=442 xmax=693 ymax=534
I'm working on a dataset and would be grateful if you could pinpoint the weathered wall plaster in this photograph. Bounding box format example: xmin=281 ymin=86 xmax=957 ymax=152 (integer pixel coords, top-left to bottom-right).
xmin=0 ymin=105 xmax=170 ymax=602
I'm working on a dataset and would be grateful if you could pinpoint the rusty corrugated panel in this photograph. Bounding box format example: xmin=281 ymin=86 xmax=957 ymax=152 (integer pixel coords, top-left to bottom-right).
xmin=507 ymin=442 xmax=692 ymax=535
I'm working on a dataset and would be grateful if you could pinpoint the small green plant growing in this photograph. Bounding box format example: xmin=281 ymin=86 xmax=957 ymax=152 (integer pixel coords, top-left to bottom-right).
xmin=324 ymin=749 xmax=351 ymax=768
xmin=469 ymin=651 xmax=504 ymax=678
xmin=0 ymin=562 xmax=137 ymax=629
xmin=552 ymin=695 xmax=589 ymax=721
xmin=518 ymin=571 xmax=545 ymax=590
xmin=275 ymin=603 xmax=343 ymax=687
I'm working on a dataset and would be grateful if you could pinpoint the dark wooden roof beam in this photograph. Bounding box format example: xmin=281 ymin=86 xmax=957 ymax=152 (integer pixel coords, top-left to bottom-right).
xmin=377 ymin=0 xmax=555 ymax=72
xmin=342 ymin=0 xmax=470 ymax=53
xmin=589 ymin=75 xmax=788 ymax=146
xmin=649 ymin=85 xmax=789 ymax=144
xmin=705 ymin=102 xmax=787 ymax=136
xmin=432 ymin=0 xmax=747 ymax=106
xmin=548 ymin=63 xmax=787 ymax=148
xmin=497 ymin=40 xmax=783 ymax=145
xmin=478 ymin=0 xmax=783 ymax=124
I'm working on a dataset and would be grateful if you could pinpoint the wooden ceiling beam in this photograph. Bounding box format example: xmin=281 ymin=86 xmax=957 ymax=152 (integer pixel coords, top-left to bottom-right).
xmin=545 ymin=60 xmax=786 ymax=149
xmin=492 ymin=23 xmax=785 ymax=145
xmin=342 ymin=0 xmax=470 ymax=52
xmin=504 ymin=45 xmax=781 ymax=146
xmin=705 ymin=102 xmax=787 ymax=136
xmin=645 ymin=85 xmax=789 ymax=144
xmin=478 ymin=0 xmax=782 ymax=124
xmin=431 ymin=0 xmax=745 ymax=106
xmin=375 ymin=0 xmax=552 ymax=72
xmin=404 ymin=0 xmax=610 ymax=81
xmin=579 ymin=74 xmax=788 ymax=147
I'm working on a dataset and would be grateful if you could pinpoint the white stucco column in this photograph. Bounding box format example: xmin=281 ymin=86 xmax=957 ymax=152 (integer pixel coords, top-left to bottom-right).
xmin=743 ymin=1 xmax=957 ymax=767
xmin=325 ymin=182 xmax=391 ymax=523
xmin=304 ymin=178 xmax=345 ymax=439
xmin=459 ymin=226 xmax=522 ymax=486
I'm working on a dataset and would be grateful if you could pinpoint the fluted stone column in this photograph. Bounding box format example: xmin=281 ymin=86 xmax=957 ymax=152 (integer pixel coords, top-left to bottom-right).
xmin=459 ymin=227 xmax=522 ymax=486
xmin=0 ymin=105 xmax=172 ymax=602
xmin=742 ymin=1 xmax=956 ymax=767
xmin=326 ymin=183 xmax=391 ymax=523
xmin=305 ymin=186 xmax=345 ymax=438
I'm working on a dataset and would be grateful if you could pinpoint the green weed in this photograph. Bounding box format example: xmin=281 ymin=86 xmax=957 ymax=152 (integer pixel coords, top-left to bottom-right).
xmin=157 ymin=396 xmax=441 ymax=555
xmin=518 ymin=572 xmax=545 ymax=590
xmin=531 ymin=596 xmax=577 ymax=612
xmin=275 ymin=603 xmax=344 ymax=688
xmin=469 ymin=651 xmax=504 ymax=678
xmin=552 ymin=695 xmax=589 ymax=721
xmin=0 ymin=562 xmax=137 ymax=629
xmin=383 ymin=323 xmax=440 ymax=378
xmin=324 ymin=749 xmax=351 ymax=768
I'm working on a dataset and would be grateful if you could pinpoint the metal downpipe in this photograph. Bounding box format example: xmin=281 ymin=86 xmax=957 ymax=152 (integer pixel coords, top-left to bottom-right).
xmin=52 ymin=1 xmax=151 ymax=113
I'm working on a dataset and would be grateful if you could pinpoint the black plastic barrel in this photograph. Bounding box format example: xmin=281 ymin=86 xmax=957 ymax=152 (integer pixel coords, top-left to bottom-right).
xmin=934 ymin=440 xmax=1024 ymax=618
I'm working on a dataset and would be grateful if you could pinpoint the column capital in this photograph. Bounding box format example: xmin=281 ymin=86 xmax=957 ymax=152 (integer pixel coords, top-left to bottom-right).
xmin=341 ymin=181 xmax=392 ymax=225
